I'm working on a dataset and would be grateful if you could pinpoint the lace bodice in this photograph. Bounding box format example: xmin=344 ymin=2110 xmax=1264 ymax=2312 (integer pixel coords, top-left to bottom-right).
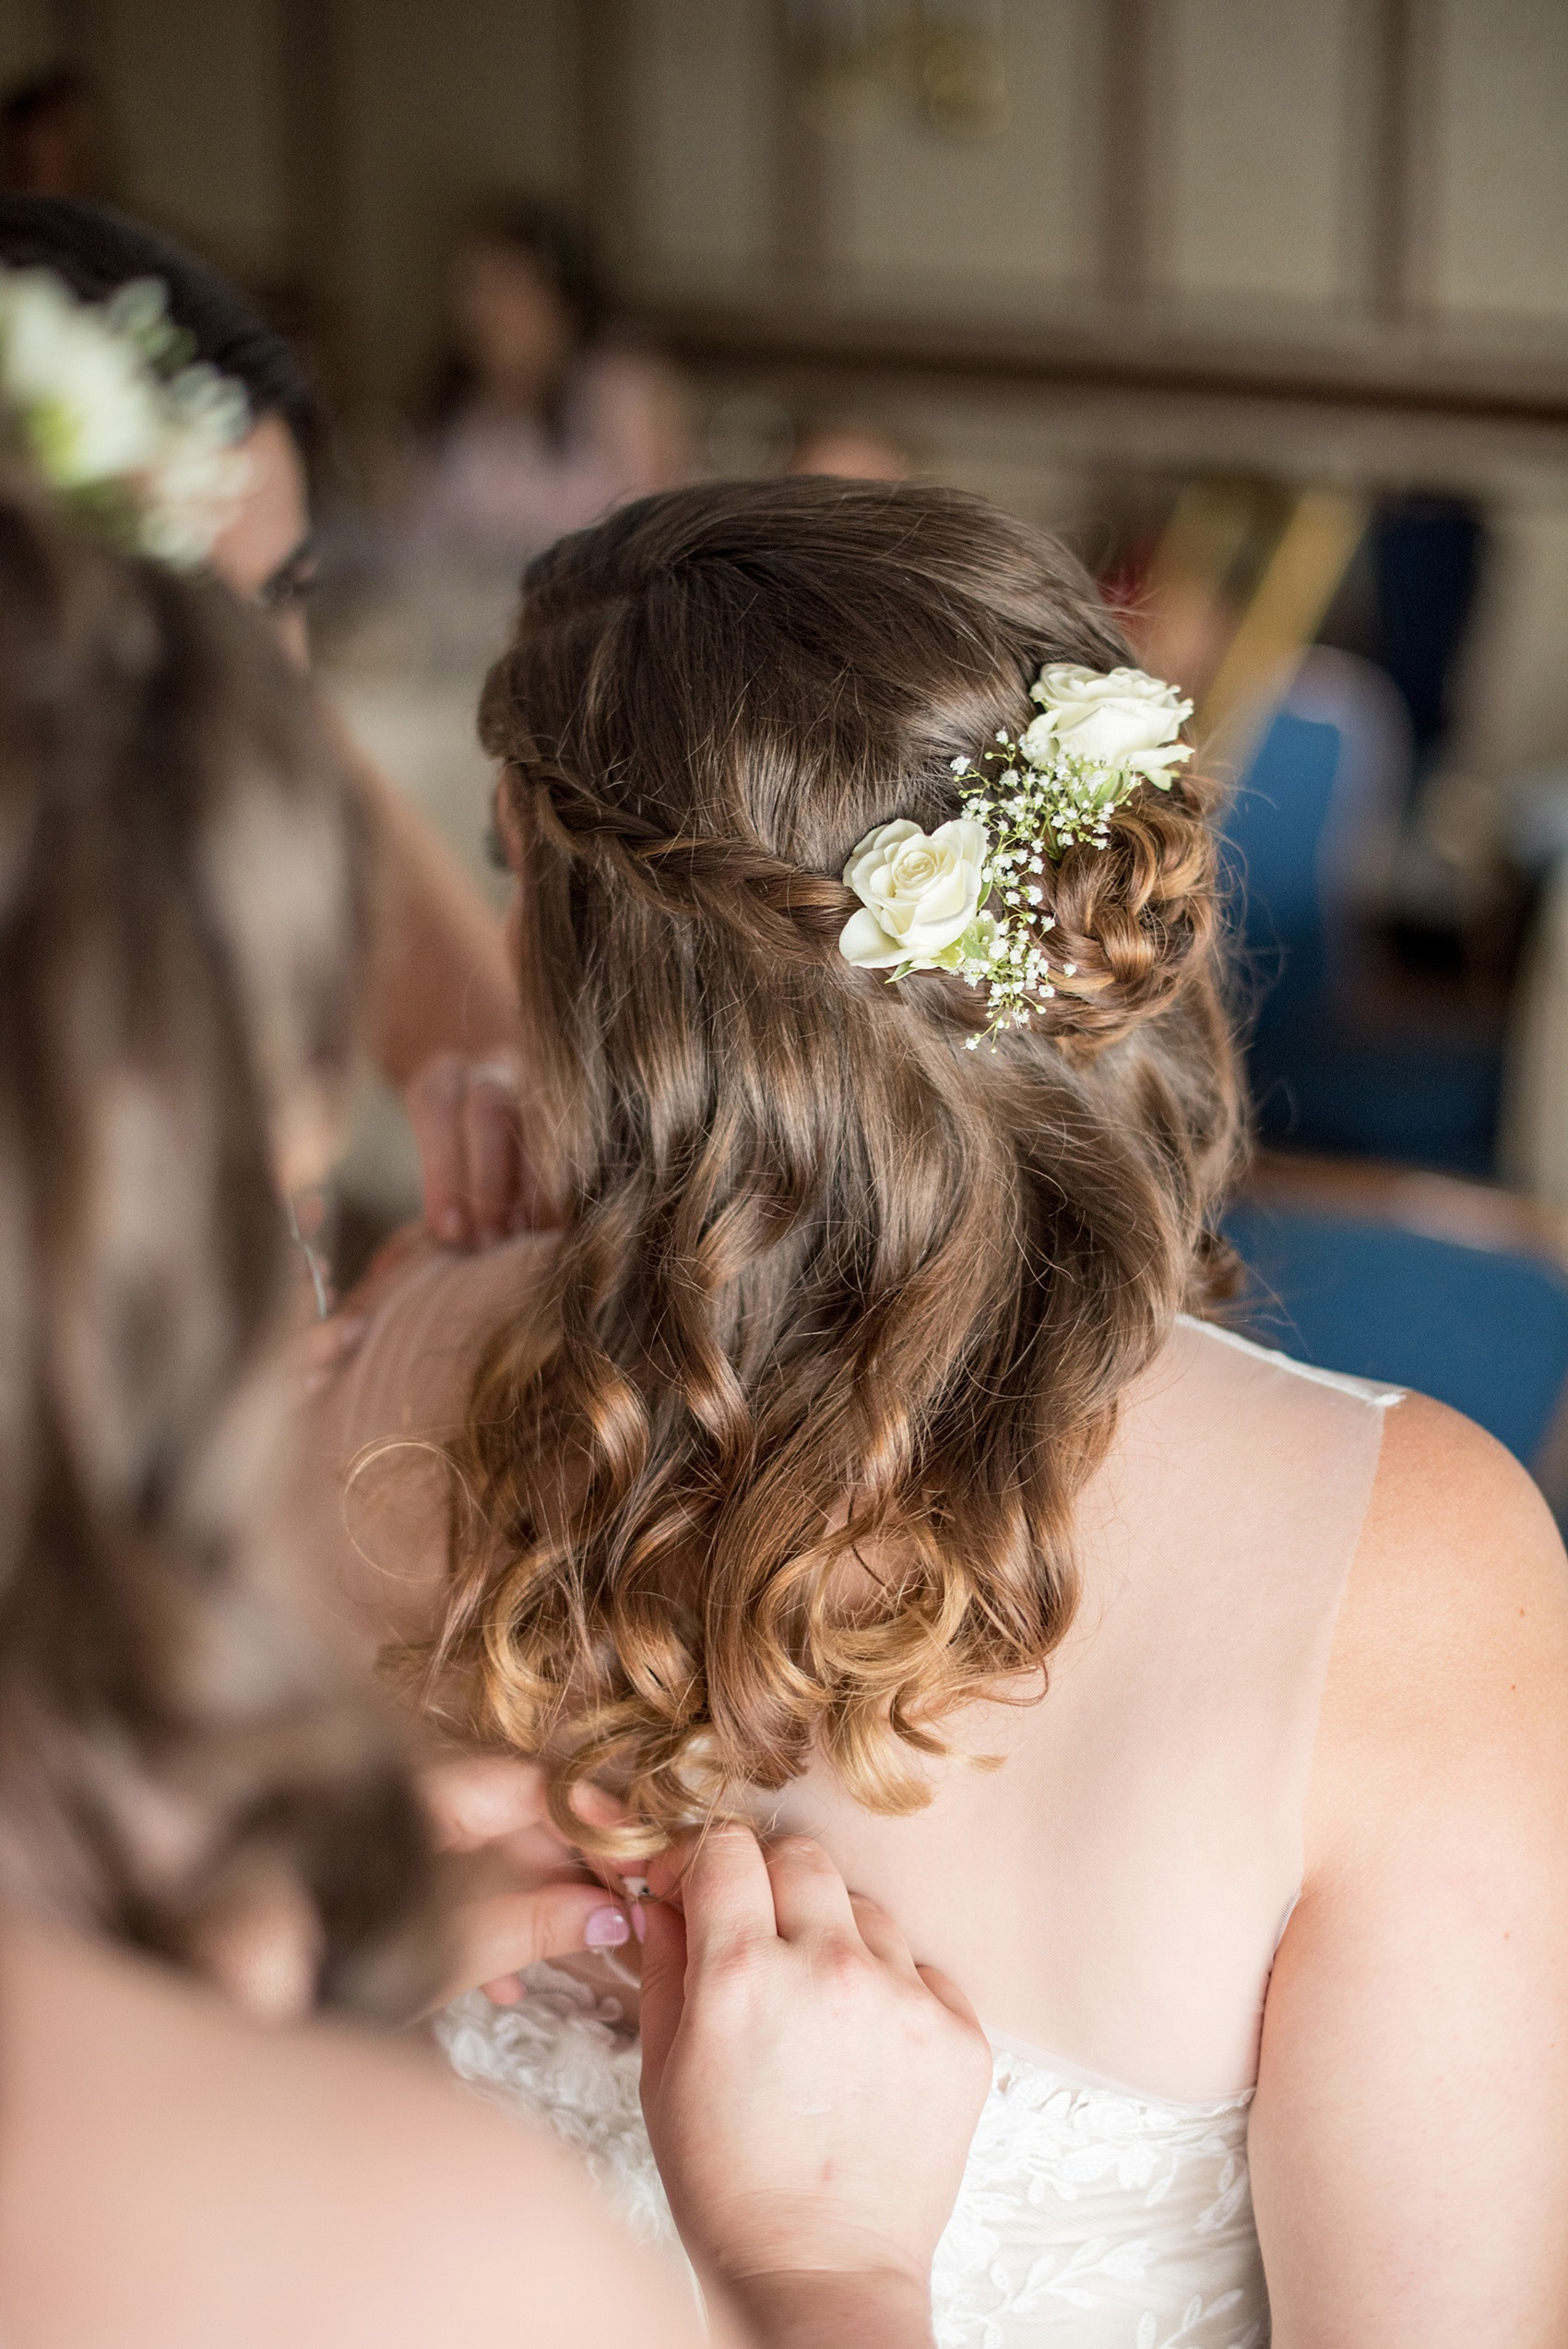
xmin=438 ymin=1969 xmax=1268 ymax=2347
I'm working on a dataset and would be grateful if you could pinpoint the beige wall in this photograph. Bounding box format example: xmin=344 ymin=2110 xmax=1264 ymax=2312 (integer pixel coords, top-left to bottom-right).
xmin=1431 ymin=0 xmax=1568 ymax=324
xmin=98 ymin=0 xmax=288 ymax=279
xmin=3 ymin=0 xmax=1565 ymax=401
xmin=1163 ymin=0 xmax=1357 ymax=309
xmin=333 ymin=0 xmax=578 ymax=407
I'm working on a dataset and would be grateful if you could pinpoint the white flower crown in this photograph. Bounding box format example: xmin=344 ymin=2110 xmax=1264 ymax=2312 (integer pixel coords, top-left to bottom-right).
xmin=838 ymin=662 xmax=1194 ymax=1046
xmin=0 ymin=266 xmax=253 ymax=568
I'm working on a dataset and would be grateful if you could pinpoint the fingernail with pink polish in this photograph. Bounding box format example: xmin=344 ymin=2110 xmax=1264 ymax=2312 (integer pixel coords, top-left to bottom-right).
xmin=585 ymin=1905 xmax=630 ymax=1950
xmin=630 ymin=1903 xmax=647 ymax=1944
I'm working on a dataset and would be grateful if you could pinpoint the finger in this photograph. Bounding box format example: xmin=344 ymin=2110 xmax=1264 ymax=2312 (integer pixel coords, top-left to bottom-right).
xmin=421 ymin=1756 xmax=552 ymax=1853
xmin=462 ymin=1076 xmax=522 ymax=1247
xmin=636 ymin=1886 xmax=690 ymax=2107
xmin=406 ymin=1053 xmax=472 ymax=1246
xmin=565 ymin=1777 xmax=636 ymax=1838
xmin=431 ymin=1883 xmax=629 ymax=2011
xmin=764 ymin=1833 xmax=859 ymax=1944
xmin=296 ymin=1313 xmax=369 ymax=1397
xmin=292 ymin=1187 xmax=327 ymax=1240
xmin=848 ymin=1890 xmax=921 ymax=1978
xmin=914 ymin=1960 xmax=985 ymax=2035
xmin=669 ymin=1821 xmax=778 ymax=1973
xmin=298 ymin=1314 xmax=369 ymax=1372
xmin=644 ymin=1831 xmax=695 ymax=1911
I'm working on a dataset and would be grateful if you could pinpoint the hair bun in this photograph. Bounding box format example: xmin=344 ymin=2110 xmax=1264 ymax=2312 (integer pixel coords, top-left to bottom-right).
xmin=1029 ymin=774 xmax=1218 ymax=1051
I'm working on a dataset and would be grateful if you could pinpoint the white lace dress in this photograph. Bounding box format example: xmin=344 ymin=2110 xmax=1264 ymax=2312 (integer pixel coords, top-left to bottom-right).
xmin=437 ymin=1968 xmax=1268 ymax=2348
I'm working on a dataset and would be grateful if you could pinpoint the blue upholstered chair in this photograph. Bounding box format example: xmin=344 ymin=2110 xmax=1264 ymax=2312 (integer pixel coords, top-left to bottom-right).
xmin=1223 ymin=1158 xmax=1568 ymax=1489
xmin=1223 ymin=652 xmax=1503 ymax=1176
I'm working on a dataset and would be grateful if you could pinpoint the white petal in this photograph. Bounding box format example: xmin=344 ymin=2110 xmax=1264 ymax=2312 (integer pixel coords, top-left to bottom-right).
xmin=843 ymin=817 xmax=922 ymax=895
xmin=838 ymin=906 xmax=908 ymax=968
xmin=932 ymin=816 xmax=990 ymax=868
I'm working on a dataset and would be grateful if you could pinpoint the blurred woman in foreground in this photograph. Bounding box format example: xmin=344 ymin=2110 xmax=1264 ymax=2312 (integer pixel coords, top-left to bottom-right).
xmin=0 ymin=478 xmax=988 ymax=2348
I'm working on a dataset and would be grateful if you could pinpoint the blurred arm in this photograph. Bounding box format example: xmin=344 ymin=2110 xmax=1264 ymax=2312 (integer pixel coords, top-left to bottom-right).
xmin=336 ymin=718 xmax=520 ymax=1086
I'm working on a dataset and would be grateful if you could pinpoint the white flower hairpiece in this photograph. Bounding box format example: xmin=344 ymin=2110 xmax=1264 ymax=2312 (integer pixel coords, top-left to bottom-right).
xmin=839 ymin=662 xmax=1194 ymax=1047
xmin=0 ymin=267 xmax=253 ymax=568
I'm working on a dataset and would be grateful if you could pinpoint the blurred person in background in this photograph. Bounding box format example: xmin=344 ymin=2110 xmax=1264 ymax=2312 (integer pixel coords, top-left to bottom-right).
xmin=0 ymin=194 xmax=519 ymax=1123
xmin=402 ymin=199 xmax=691 ymax=566
xmin=0 ymin=459 xmax=989 ymax=2349
xmin=0 ymin=67 xmax=107 ymax=201
xmin=790 ymin=417 xmax=912 ymax=482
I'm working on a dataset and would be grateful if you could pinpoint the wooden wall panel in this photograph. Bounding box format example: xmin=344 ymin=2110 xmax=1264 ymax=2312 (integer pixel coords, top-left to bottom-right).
xmin=98 ymin=0 xmax=288 ymax=280
xmin=622 ymin=0 xmax=770 ymax=292
xmin=3 ymin=0 xmax=1564 ymax=410
xmin=832 ymin=0 xmax=1082 ymax=309
xmin=0 ymin=0 xmax=53 ymax=89
xmin=332 ymin=0 xmax=577 ymax=406
xmin=1431 ymin=0 xmax=1568 ymax=324
xmin=1162 ymin=0 xmax=1355 ymax=308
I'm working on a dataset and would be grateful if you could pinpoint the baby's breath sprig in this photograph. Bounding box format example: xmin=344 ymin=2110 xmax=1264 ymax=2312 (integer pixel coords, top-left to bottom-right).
xmin=944 ymin=727 xmax=1175 ymax=1046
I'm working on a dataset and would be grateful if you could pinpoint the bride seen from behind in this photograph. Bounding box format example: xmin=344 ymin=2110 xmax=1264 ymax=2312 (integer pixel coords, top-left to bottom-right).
xmin=316 ymin=478 xmax=1568 ymax=2347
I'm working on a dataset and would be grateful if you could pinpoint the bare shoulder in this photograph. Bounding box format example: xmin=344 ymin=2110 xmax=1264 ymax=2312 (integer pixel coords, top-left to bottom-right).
xmin=1253 ymin=1406 xmax=1568 ymax=2336
xmin=0 ymin=1924 xmax=697 ymax=2349
xmin=1310 ymin=1390 xmax=1568 ymax=1875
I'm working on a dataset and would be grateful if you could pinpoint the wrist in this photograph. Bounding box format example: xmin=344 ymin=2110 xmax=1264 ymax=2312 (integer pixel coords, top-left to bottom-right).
xmin=724 ymin=2267 xmax=932 ymax=2349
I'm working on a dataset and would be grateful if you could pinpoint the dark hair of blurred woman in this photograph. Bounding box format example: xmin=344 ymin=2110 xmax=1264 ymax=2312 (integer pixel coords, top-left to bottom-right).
xmin=0 ymin=193 xmax=318 ymax=461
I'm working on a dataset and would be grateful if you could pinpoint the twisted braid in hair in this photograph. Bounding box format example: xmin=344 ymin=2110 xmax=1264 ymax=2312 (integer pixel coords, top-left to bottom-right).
xmin=526 ymin=741 xmax=1220 ymax=1055
xmin=410 ymin=479 xmax=1242 ymax=1854
xmin=524 ymin=750 xmax=857 ymax=964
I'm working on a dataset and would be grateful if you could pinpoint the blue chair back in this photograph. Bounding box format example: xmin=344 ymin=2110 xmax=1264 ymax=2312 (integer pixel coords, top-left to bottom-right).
xmin=1219 ymin=707 xmax=1343 ymax=1013
xmin=1224 ymin=1198 xmax=1568 ymax=1469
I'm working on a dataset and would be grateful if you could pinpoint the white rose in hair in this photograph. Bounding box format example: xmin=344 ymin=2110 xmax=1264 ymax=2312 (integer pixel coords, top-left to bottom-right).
xmin=1019 ymin=663 xmax=1193 ymax=782
xmin=839 ymin=816 xmax=990 ymax=971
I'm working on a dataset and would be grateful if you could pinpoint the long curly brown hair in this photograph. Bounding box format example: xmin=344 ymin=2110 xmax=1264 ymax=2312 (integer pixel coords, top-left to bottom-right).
xmin=0 ymin=480 xmax=435 ymax=2016
xmin=425 ymin=479 xmax=1243 ymax=1854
